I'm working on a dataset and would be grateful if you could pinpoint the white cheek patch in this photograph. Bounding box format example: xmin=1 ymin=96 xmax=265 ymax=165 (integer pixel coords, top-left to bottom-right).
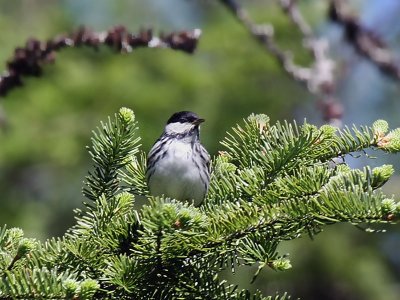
xmin=165 ymin=122 xmax=194 ymax=134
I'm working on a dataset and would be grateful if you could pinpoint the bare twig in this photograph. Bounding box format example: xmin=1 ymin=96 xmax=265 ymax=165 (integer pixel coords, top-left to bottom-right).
xmin=317 ymin=97 xmax=343 ymax=126
xmin=278 ymin=0 xmax=336 ymax=95
xmin=221 ymin=0 xmax=336 ymax=94
xmin=329 ymin=0 xmax=400 ymax=80
xmin=278 ymin=0 xmax=341 ymax=124
xmin=0 ymin=26 xmax=202 ymax=98
xmin=279 ymin=0 xmax=312 ymax=37
xmin=220 ymin=0 xmax=341 ymax=124
xmin=220 ymin=0 xmax=312 ymax=84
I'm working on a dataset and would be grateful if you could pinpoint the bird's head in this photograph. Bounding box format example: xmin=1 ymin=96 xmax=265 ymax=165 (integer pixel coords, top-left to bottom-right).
xmin=164 ymin=111 xmax=205 ymax=138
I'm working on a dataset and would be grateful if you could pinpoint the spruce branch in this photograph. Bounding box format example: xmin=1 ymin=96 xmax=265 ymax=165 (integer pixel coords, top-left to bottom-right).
xmin=0 ymin=26 xmax=201 ymax=98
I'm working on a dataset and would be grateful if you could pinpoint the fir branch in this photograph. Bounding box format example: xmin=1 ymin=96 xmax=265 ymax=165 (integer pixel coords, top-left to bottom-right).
xmin=0 ymin=227 xmax=36 ymax=274
xmin=0 ymin=226 xmax=8 ymax=250
xmin=0 ymin=267 xmax=81 ymax=300
xmin=83 ymin=107 xmax=141 ymax=202
xmin=2 ymin=110 xmax=400 ymax=299
xmin=6 ymin=238 xmax=37 ymax=271
xmin=119 ymin=151 xmax=149 ymax=196
xmin=0 ymin=26 xmax=201 ymax=98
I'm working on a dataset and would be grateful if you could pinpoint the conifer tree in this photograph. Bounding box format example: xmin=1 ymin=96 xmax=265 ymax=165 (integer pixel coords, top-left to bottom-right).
xmin=1 ymin=107 xmax=400 ymax=299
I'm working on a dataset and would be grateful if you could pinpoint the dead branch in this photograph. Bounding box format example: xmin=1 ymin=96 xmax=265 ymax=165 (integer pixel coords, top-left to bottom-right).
xmin=220 ymin=0 xmax=341 ymax=124
xmin=220 ymin=0 xmax=312 ymax=84
xmin=0 ymin=26 xmax=201 ymax=98
xmin=329 ymin=0 xmax=400 ymax=80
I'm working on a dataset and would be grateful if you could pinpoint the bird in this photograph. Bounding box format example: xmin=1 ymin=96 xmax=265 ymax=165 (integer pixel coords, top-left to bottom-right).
xmin=146 ymin=111 xmax=210 ymax=206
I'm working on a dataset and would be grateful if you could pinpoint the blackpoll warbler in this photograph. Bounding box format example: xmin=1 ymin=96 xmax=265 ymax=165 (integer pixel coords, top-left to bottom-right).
xmin=146 ymin=111 xmax=210 ymax=206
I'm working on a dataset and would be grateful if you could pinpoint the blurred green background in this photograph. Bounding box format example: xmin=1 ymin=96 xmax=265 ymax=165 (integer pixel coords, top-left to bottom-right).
xmin=1 ymin=1 xmax=400 ymax=299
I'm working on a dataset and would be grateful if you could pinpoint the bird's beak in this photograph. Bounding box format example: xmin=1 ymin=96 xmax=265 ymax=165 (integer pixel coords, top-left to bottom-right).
xmin=193 ymin=118 xmax=205 ymax=125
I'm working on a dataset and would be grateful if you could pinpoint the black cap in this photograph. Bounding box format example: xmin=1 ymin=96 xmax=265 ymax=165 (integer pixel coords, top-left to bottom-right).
xmin=167 ymin=111 xmax=204 ymax=124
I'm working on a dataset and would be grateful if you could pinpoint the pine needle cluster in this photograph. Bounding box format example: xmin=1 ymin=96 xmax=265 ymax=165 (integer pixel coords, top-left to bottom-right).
xmin=1 ymin=108 xmax=400 ymax=299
